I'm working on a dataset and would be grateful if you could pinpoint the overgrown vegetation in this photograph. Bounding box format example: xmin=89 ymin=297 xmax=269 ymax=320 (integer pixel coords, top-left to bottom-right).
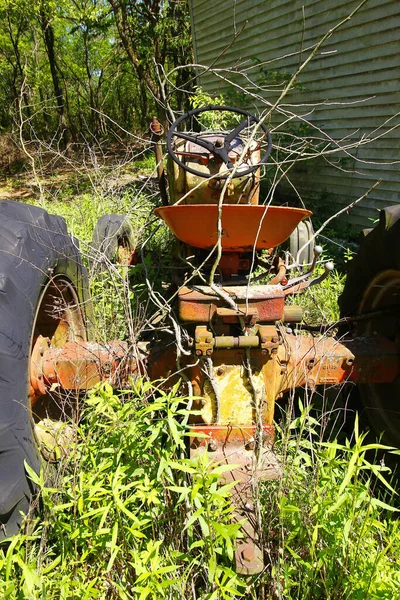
xmin=1 ymin=383 xmax=398 ymax=598
xmin=0 ymin=187 xmax=396 ymax=598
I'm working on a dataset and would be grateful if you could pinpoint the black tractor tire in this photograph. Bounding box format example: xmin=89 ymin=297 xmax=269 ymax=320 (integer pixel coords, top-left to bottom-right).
xmin=288 ymin=218 xmax=315 ymax=266
xmin=339 ymin=205 xmax=400 ymax=448
xmin=0 ymin=200 xmax=92 ymax=539
xmin=91 ymin=214 xmax=135 ymax=271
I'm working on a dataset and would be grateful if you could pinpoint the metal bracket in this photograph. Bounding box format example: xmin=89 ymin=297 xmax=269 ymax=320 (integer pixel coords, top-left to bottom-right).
xmin=194 ymin=325 xmax=214 ymax=356
xmin=258 ymin=324 xmax=280 ymax=356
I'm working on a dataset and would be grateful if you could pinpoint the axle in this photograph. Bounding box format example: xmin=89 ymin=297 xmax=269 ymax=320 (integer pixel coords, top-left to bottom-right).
xmin=30 ymin=330 xmax=398 ymax=409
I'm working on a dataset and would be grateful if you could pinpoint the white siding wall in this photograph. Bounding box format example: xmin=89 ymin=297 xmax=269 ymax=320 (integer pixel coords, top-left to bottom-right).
xmin=189 ymin=0 xmax=400 ymax=229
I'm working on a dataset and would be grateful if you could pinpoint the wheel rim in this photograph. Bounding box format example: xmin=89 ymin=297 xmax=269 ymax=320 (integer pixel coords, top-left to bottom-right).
xmin=116 ymin=235 xmax=134 ymax=265
xmin=357 ymin=269 xmax=400 ymax=446
xmin=30 ymin=275 xmax=87 ymax=410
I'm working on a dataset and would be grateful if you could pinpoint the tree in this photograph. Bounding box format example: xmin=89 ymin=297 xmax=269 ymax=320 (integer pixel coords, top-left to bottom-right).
xmin=108 ymin=0 xmax=193 ymax=126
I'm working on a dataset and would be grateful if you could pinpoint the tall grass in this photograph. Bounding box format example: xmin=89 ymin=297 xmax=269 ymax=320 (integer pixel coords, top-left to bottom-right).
xmin=1 ymin=386 xmax=398 ymax=599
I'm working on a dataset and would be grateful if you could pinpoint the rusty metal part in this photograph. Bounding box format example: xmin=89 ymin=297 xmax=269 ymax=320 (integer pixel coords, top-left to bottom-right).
xmin=213 ymin=252 xmax=252 ymax=280
xmin=179 ymin=284 xmax=284 ymax=323
xmin=190 ymin=425 xmax=280 ymax=575
xmin=216 ymin=307 xmax=258 ymax=324
xmin=186 ymin=349 xmax=274 ymax=427
xmin=277 ymin=334 xmax=399 ymax=395
xmin=29 ymin=276 xmax=88 ymax=405
xmin=167 ymin=136 xmax=261 ymax=205
xmin=150 ymin=117 xmax=168 ymax=206
xmin=187 ymin=332 xmax=399 ymax=429
xmin=194 ymin=324 xmax=283 ymax=355
xmin=194 ymin=325 xmax=214 ymax=357
xmin=30 ymin=336 xmax=139 ymax=398
xmin=268 ymin=257 xmax=287 ymax=285
xmin=258 ymin=324 xmax=280 ymax=355
xmin=282 ymin=305 xmax=303 ymax=322
xmin=214 ymin=335 xmax=259 ymax=349
xmin=284 ymin=261 xmax=334 ymax=295
xmin=194 ymin=325 xmax=260 ymax=356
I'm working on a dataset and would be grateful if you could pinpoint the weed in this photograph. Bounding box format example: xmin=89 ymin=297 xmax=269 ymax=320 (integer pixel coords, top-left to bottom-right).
xmin=1 ymin=382 xmax=246 ymax=599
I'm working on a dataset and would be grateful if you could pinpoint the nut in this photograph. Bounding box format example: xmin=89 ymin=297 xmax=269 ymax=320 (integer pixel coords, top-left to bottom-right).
xmin=241 ymin=544 xmax=256 ymax=562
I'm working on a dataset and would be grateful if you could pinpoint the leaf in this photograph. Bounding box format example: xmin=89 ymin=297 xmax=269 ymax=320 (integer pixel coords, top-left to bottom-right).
xmin=184 ymin=507 xmax=204 ymax=531
xmin=41 ymin=554 xmax=61 ymax=575
xmin=370 ymin=498 xmax=399 ymax=512
xmin=167 ymin=460 xmax=196 ymax=474
xmin=167 ymin=412 xmax=185 ymax=450
xmin=23 ymin=460 xmax=41 ymax=487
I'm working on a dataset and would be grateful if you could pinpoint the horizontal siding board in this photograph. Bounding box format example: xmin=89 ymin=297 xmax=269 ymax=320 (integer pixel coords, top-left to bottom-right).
xmin=190 ymin=0 xmax=400 ymax=230
xmin=194 ymin=2 xmax=399 ymax=59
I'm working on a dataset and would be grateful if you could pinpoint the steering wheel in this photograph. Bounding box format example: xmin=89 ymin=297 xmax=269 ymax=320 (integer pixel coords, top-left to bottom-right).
xmin=166 ymin=105 xmax=272 ymax=179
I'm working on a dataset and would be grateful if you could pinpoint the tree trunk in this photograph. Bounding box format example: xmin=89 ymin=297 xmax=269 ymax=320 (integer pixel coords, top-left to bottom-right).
xmin=40 ymin=6 xmax=70 ymax=151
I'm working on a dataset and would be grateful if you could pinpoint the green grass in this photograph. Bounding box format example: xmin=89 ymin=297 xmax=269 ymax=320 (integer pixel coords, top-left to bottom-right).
xmin=2 ymin=387 xmax=398 ymax=599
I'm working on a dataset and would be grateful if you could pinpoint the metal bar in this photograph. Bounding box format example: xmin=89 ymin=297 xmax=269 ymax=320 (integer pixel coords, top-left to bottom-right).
xmin=150 ymin=117 xmax=169 ymax=206
xmin=189 ymin=425 xmax=280 ymax=575
xmin=214 ymin=335 xmax=259 ymax=349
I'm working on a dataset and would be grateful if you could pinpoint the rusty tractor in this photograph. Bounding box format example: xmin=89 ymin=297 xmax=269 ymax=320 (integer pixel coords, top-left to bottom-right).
xmin=0 ymin=106 xmax=399 ymax=575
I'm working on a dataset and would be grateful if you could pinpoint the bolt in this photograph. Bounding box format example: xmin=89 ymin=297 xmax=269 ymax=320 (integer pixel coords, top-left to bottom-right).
xmin=260 ymin=336 xmax=267 ymax=343
xmin=241 ymin=544 xmax=256 ymax=562
xmin=195 ymin=338 xmax=201 ymax=344
xmin=271 ymin=348 xmax=278 ymax=354
xmin=216 ymin=367 xmax=225 ymax=376
xmin=261 ymin=349 xmax=268 ymax=356
xmin=307 ymin=378 xmax=316 ymax=392
xmin=245 ymin=438 xmax=256 ymax=451
xmin=195 ymin=349 xmax=203 ymax=356
xmin=272 ymin=336 xmax=279 ymax=343
xmin=346 ymin=358 xmax=354 ymax=366
xmin=206 ymin=349 xmax=213 ymax=356
xmin=208 ymin=439 xmax=217 ymax=452
xmin=206 ymin=337 xmax=212 ymax=344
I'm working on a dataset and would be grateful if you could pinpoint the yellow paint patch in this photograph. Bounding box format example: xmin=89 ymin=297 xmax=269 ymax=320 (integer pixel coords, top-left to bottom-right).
xmin=202 ymin=364 xmax=266 ymax=425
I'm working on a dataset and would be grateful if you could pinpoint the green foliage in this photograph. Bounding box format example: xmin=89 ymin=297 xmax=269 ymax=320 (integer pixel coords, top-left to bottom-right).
xmin=2 ymin=391 xmax=399 ymax=599
xmin=190 ymin=87 xmax=242 ymax=130
xmin=0 ymin=382 xmax=246 ymax=599
xmin=287 ymin=265 xmax=345 ymax=326
xmin=260 ymin=406 xmax=400 ymax=599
